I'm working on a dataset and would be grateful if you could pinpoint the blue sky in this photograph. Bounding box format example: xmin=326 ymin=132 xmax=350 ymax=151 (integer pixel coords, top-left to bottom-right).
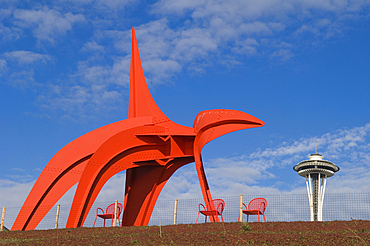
xmin=0 ymin=0 xmax=370 ymax=209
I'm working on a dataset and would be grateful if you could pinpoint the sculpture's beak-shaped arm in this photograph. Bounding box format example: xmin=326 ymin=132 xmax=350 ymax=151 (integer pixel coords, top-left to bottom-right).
xmin=193 ymin=109 xmax=264 ymax=149
xmin=193 ymin=109 xmax=264 ymax=221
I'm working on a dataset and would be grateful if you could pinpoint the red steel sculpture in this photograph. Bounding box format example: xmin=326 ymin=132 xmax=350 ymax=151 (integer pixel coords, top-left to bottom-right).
xmin=12 ymin=27 xmax=264 ymax=230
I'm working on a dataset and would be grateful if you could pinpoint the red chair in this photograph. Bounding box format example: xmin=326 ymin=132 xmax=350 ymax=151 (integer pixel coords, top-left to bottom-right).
xmin=196 ymin=199 xmax=225 ymax=223
xmin=238 ymin=198 xmax=267 ymax=222
xmin=93 ymin=203 xmax=123 ymax=227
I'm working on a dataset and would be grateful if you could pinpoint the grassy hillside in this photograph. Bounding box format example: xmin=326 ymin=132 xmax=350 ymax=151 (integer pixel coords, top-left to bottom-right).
xmin=1 ymin=220 xmax=370 ymax=245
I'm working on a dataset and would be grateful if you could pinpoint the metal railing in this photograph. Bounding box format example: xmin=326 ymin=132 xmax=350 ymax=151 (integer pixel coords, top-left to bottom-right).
xmin=1 ymin=193 xmax=369 ymax=231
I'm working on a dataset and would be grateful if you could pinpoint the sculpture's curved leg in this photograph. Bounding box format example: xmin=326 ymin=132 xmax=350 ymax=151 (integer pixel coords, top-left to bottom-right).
xmin=12 ymin=156 xmax=91 ymax=231
xmin=67 ymin=147 xmax=166 ymax=227
xmin=12 ymin=117 xmax=153 ymax=231
xmin=193 ymin=153 xmax=217 ymax=222
xmin=123 ymin=166 xmax=161 ymax=226
xmin=67 ymin=151 xmax=149 ymax=227
xmin=66 ymin=125 xmax=169 ymax=227
xmin=123 ymin=157 xmax=194 ymax=226
xmin=193 ymin=109 xmax=265 ymax=222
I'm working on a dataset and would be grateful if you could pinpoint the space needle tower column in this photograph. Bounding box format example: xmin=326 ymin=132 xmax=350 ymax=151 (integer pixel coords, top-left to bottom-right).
xmin=293 ymin=146 xmax=339 ymax=221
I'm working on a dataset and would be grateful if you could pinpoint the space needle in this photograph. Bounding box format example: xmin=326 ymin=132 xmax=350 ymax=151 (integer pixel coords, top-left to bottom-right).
xmin=293 ymin=143 xmax=339 ymax=221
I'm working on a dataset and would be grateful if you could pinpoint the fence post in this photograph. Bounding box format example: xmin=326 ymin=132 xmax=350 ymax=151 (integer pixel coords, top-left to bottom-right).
xmin=173 ymin=199 xmax=178 ymax=225
xmin=240 ymin=194 xmax=243 ymax=222
xmin=113 ymin=200 xmax=118 ymax=227
xmin=1 ymin=207 xmax=5 ymax=231
xmin=55 ymin=204 xmax=60 ymax=229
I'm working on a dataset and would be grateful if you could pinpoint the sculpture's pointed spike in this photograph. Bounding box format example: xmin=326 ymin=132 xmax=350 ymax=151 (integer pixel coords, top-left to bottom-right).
xmin=129 ymin=27 xmax=167 ymax=119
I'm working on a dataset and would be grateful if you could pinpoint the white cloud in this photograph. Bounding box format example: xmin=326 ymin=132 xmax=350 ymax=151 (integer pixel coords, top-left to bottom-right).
xmin=0 ymin=22 xmax=21 ymax=42
xmin=37 ymin=54 xmax=130 ymax=118
xmin=171 ymin=27 xmax=218 ymax=61
xmin=327 ymin=165 xmax=370 ymax=193
xmin=247 ymin=123 xmax=370 ymax=164
xmin=0 ymin=173 xmax=124 ymax=206
xmin=59 ymin=0 xmax=136 ymax=10
xmin=148 ymin=0 xmax=370 ymax=72
xmin=296 ymin=24 xmax=319 ymax=35
xmin=0 ymin=8 xmax=18 ymax=40
xmin=13 ymin=7 xmax=85 ymax=43
xmin=0 ymin=51 xmax=53 ymax=88
xmin=151 ymin=0 xmax=206 ymax=15
xmin=75 ymin=57 xmax=130 ymax=86
xmin=0 ymin=59 xmax=7 ymax=75
xmin=153 ymin=0 xmax=289 ymax=20
xmin=238 ymin=21 xmax=274 ymax=35
xmin=232 ymin=38 xmax=259 ymax=55
xmin=4 ymin=51 xmax=52 ymax=65
xmin=108 ymin=19 xmax=219 ymax=78
xmin=77 ymin=63 xmax=115 ymax=84
xmin=0 ymin=179 xmax=35 ymax=209
xmin=105 ymin=19 xmax=217 ymax=83
xmin=142 ymin=58 xmax=181 ymax=84
xmin=40 ymin=83 xmax=124 ymax=119
xmin=81 ymin=41 xmax=105 ymax=53
xmin=154 ymin=0 xmax=369 ymax=19
xmin=271 ymin=48 xmax=294 ymax=60
xmin=316 ymin=18 xmax=332 ymax=27
xmin=92 ymin=0 xmax=369 ymax=89
xmin=207 ymin=157 xmax=275 ymax=183
xmin=95 ymin=0 xmax=136 ymax=9
xmin=8 ymin=69 xmax=36 ymax=88
xmin=94 ymin=172 xmax=125 ymax=203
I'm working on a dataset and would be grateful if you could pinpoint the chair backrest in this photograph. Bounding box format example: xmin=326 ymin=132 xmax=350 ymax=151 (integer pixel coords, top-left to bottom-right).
xmin=106 ymin=203 xmax=123 ymax=215
xmin=208 ymin=199 xmax=225 ymax=214
xmin=248 ymin=198 xmax=267 ymax=213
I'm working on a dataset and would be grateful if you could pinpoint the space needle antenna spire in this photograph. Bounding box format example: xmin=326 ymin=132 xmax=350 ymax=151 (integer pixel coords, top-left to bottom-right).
xmin=293 ymin=142 xmax=339 ymax=221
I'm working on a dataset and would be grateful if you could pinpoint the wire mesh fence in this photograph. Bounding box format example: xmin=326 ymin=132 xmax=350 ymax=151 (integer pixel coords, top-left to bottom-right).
xmin=1 ymin=193 xmax=370 ymax=231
